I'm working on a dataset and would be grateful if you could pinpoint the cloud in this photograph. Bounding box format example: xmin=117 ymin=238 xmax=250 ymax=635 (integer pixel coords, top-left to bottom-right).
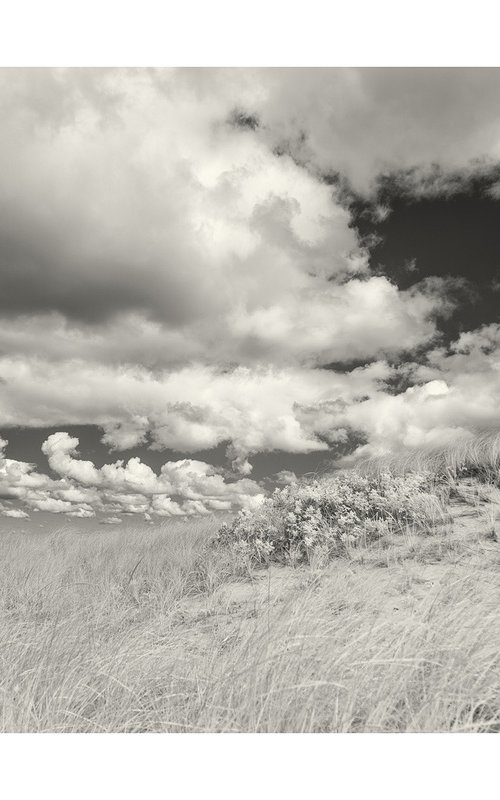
xmin=0 ymin=432 xmax=264 ymax=519
xmin=0 ymin=358 xmax=392 ymax=464
xmin=0 ymin=503 xmax=29 ymax=519
xmin=0 ymin=69 xmax=364 ymax=331
xmin=2 ymin=68 xmax=500 ymax=495
xmin=243 ymin=68 xmax=500 ymax=194
xmin=0 ymin=69 xmax=462 ymax=375
xmin=0 ymin=271 xmax=450 ymax=371
xmin=318 ymin=324 xmax=500 ymax=460
xmin=42 ymin=432 xmax=102 ymax=485
xmin=4 ymin=323 xmax=500 ymax=518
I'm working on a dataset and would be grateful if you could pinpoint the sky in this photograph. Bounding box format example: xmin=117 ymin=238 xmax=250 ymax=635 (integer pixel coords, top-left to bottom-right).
xmin=2 ymin=67 xmax=500 ymax=526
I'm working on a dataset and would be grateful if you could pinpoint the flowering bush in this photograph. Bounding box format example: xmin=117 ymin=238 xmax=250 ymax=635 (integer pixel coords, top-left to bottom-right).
xmin=217 ymin=470 xmax=443 ymax=567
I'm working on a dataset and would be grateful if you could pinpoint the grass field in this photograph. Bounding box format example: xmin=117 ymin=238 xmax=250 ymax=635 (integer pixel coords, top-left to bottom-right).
xmin=1 ymin=452 xmax=500 ymax=732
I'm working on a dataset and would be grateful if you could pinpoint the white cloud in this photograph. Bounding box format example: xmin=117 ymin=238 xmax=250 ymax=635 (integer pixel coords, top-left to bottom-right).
xmin=319 ymin=325 xmax=500 ymax=460
xmin=3 ymin=325 xmax=500 ymax=515
xmin=0 ymin=270 xmax=448 ymax=370
xmin=0 ymin=358 xmax=391 ymax=464
xmin=0 ymin=69 xmax=365 ymax=334
xmin=0 ymin=503 xmax=29 ymax=519
xmin=1 ymin=69 xmax=500 ymax=496
xmin=0 ymin=432 xmax=264 ymax=519
xmin=0 ymin=69 xmax=461 ymax=379
xmin=42 ymin=432 xmax=102 ymax=485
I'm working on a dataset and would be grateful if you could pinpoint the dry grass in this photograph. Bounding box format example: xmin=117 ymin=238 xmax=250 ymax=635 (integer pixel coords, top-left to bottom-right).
xmin=359 ymin=427 xmax=500 ymax=483
xmin=1 ymin=490 xmax=500 ymax=733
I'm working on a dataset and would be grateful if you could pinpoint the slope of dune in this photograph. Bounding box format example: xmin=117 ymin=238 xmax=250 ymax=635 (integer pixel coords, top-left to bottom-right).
xmin=1 ymin=465 xmax=499 ymax=732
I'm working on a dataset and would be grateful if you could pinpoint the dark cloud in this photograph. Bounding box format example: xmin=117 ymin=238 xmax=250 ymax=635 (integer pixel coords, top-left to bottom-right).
xmin=229 ymin=109 xmax=260 ymax=130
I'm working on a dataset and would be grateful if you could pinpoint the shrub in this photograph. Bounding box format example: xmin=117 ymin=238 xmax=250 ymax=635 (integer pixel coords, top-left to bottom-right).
xmin=217 ymin=470 xmax=445 ymax=567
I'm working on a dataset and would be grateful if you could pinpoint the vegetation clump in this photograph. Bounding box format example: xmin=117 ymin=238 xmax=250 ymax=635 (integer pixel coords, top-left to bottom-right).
xmin=217 ymin=470 xmax=446 ymax=566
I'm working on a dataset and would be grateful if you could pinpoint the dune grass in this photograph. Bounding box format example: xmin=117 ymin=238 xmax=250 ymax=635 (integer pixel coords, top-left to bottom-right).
xmin=186 ymin=565 xmax=500 ymax=733
xmin=0 ymin=483 xmax=499 ymax=732
xmin=359 ymin=427 xmax=500 ymax=483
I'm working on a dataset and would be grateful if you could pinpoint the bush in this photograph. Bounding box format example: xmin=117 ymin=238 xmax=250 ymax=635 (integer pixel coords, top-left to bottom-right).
xmin=217 ymin=470 xmax=444 ymax=567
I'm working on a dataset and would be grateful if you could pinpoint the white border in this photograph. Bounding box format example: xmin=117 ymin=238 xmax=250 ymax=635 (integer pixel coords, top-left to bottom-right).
xmin=1 ymin=2 xmax=499 ymax=797
xmin=0 ymin=1 xmax=499 ymax=66
xmin=1 ymin=733 xmax=499 ymax=800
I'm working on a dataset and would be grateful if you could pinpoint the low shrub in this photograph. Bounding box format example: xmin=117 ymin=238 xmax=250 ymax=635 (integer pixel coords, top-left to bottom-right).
xmin=217 ymin=470 xmax=445 ymax=567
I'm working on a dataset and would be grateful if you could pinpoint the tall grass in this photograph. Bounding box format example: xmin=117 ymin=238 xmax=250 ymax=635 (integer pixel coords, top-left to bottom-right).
xmin=359 ymin=427 xmax=500 ymax=483
xmin=183 ymin=567 xmax=500 ymax=733
xmin=0 ymin=519 xmax=225 ymax=732
xmin=0 ymin=502 xmax=499 ymax=732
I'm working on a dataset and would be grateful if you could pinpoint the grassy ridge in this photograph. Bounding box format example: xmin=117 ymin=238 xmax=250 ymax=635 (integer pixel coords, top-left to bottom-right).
xmin=358 ymin=428 xmax=500 ymax=482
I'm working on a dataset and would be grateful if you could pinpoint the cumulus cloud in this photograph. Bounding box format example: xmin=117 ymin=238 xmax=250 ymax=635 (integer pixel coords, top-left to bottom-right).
xmin=3 ymin=331 xmax=500 ymax=516
xmin=321 ymin=325 xmax=500 ymax=460
xmin=0 ymin=272 xmax=450 ymax=371
xmin=243 ymin=68 xmax=500 ymax=194
xmin=1 ymin=68 xmax=500 ymax=515
xmin=0 ymin=69 xmax=365 ymax=330
xmin=0 ymin=503 xmax=29 ymax=519
xmin=0 ymin=69 xmax=464 ymax=373
xmin=0 ymin=358 xmax=392 ymax=464
xmin=0 ymin=432 xmax=264 ymax=520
